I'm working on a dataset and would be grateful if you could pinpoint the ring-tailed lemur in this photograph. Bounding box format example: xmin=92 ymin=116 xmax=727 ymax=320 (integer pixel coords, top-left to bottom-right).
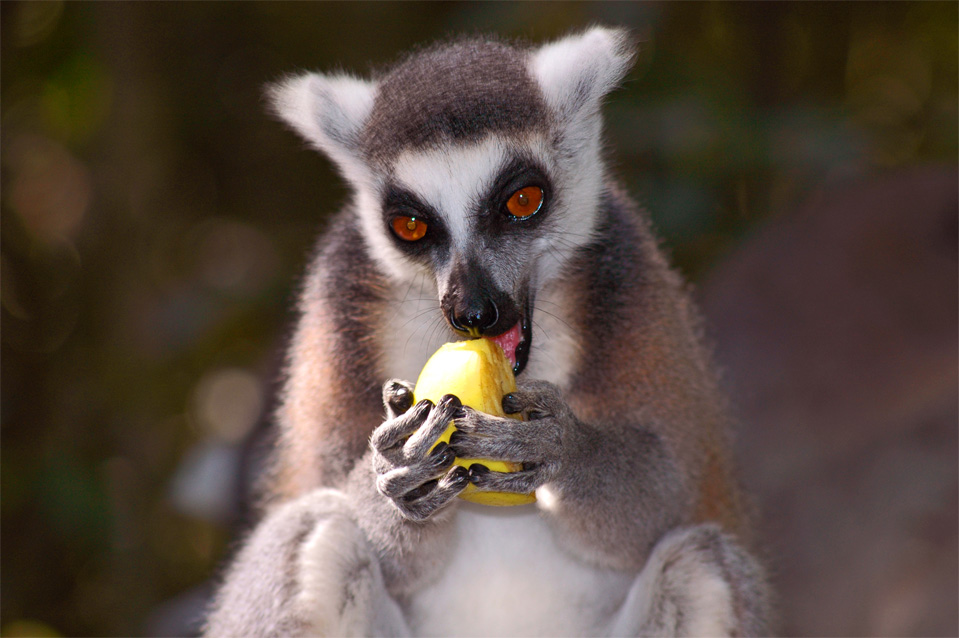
xmin=205 ymin=27 xmax=770 ymax=636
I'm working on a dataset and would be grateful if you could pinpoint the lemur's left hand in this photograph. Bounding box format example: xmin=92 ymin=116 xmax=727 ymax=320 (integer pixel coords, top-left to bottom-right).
xmin=449 ymin=379 xmax=572 ymax=495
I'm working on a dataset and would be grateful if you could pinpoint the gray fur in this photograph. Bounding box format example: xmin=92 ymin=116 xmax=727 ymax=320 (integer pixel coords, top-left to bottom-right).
xmin=362 ymin=38 xmax=550 ymax=165
xmin=207 ymin=26 xmax=771 ymax=636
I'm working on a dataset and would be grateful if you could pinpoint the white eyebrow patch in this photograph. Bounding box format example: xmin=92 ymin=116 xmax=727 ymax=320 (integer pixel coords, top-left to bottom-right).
xmin=392 ymin=137 xmax=509 ymax=250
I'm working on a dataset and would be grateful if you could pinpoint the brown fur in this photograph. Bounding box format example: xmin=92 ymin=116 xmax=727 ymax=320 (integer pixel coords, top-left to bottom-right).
xmin=270 ymin=218 xmax=392 ymax=500
xmin=557 ymin=187 xmax=751 ymax=542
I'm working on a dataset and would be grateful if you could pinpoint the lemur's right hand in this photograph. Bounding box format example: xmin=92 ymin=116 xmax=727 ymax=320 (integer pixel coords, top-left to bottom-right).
xmin=371 ymin=380 xmax=470 ymax=521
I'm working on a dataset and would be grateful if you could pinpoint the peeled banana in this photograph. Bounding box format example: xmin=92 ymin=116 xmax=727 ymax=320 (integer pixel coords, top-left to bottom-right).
xmin=413 ymin=339 xmax=536 ymax=506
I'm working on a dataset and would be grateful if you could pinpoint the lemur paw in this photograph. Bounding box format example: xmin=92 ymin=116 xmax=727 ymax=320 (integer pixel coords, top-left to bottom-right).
xmin=612 ymin=524 xmax=771 ymax=637
xmin=449 ymin=379 xmax=571 ymax=494
xmin=298 ymin=511 xmax=380 ymax=635
xmin=371 ymin=380 xmax=470 ymax=521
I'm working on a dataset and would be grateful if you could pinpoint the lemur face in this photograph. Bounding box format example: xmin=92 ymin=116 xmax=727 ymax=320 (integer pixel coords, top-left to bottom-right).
xmin=270 ymin=27 xmax=633 ymax=374
xmin=373 ymin=135 xmax=562 ymax=375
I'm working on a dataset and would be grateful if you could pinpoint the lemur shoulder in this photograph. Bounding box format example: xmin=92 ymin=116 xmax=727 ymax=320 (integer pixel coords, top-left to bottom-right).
xmin=206 ymin=27 xmax=771 ymax=636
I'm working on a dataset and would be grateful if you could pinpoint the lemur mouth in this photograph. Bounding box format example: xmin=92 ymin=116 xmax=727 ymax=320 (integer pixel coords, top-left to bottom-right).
xmin=486 ymin=310 xmax=532 ymax=376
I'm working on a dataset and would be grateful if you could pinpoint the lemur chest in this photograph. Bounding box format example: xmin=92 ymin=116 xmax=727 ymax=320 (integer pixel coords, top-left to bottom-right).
xmin=406 ymin=504 xmax=633 ymax=637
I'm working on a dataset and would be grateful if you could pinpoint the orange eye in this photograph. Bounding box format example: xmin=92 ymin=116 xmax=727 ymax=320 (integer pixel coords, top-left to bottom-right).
xmin=506 ymin=186 xmax=543 ymax=218
xmin=392 ymin=216 xmax=428 ymax=241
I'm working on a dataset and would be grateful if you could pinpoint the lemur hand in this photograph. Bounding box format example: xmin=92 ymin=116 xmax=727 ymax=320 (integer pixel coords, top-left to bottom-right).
xmin=449 ymin=379 xmax=570 ymax=495
xmin=370 ymin=380 xmax=470 ymax=521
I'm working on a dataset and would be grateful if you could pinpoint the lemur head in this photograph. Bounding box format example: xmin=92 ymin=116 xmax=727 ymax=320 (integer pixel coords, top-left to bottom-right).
xmin=270 ymin=27 xmax=634 ymax=375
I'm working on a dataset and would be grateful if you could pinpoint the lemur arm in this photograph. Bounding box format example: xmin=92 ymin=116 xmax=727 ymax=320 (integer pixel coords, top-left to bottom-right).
xmin=450 ymin=379 xmax=689 ymax=569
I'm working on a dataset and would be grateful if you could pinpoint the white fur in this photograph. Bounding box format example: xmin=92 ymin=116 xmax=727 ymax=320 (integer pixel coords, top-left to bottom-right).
xmin=268 ymin=73 xmax=377 ymax=187
xmin=298 ymin=515 xmax=373 ymax=635
xmin=380 ymin=274 xmax=448 ymax=384
xmin=386 ymin=132 xmax=603 ymax=280
xmin=528 ymin=28 xmax=630 ymax=249
xmin=685 ymin=569 xmax=736 ymax=637
xmin=355 ymin=137 xmax=512 ymax=286
xmin=533 ymin=131 xmax=606 ymax=286
xmin=355 ymin=182 xmax=416 ymax=284
xmin=524 ymin=282 xmax=580 ymax=388
xmin=294 ymin=498 xmax=738 ymax=638
xmin=297 ymin=493 xmax=410 ymax=636
xmin=392 ymin=137 xmax=510 ymax=255
xmin=529 ymin=27 xmax=633 ymax=121
xmin=407 ymin=503 xmax=634 ymax=637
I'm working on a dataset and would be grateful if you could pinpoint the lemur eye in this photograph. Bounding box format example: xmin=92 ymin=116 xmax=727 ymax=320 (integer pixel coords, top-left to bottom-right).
xmin=392 ymin=216 xmax=428 ymax=241
xmin=506 ymin=186 xmax=544 ymax=218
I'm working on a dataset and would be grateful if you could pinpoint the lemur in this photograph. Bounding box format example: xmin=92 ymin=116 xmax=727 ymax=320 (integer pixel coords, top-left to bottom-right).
xmin=205 ymin=27 xmax=770 ymax=636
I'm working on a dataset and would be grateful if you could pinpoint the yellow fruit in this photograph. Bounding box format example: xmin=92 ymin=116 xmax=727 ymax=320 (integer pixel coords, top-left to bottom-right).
xmin=413 ymin=339 xmax=536 ymax=506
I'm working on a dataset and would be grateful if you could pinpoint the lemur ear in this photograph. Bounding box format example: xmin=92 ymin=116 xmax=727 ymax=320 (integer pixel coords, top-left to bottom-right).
xmin=267 ymin=72 xmax=377 ymax=181
xmin=530 ymin=26 xmax=635 ymax=121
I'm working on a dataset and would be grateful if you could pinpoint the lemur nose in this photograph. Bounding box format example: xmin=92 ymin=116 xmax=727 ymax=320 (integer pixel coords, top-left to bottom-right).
xmin=449 ymin=299 xmax=499 ymax=335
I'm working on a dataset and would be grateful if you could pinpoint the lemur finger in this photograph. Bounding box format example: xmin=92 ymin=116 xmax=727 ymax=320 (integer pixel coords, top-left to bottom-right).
xmin=506 ymin=379 xmax=572 ymax=421
xmin=501 ymin=391 xmax=554 ymax=421
xmin=448 ymin=430 xmax=533 ymax=463
xmin=453 ymin=406 xmax=518 ymax=437
xmin=467 ymin=464 xmax=549 ymax=494
xmin=500 ymin=392 xmax=527 ymax=416
xmin=404 ymin=394 xmax=462 ymax=459
xmin=398 ymin=466 xmax=470 ymax=522
xmin=375 ymin=443 xmax=457 ymax=500
xmin=370 ymin=399 xmax=433 ymax=453
xmin=454 ymin=407 xmax=561 ymax=456
xmin=382 ymin=379 xmax=416 ymax=418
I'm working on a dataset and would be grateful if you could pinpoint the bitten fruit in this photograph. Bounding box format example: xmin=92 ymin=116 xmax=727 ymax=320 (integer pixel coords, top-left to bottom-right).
xmin=413 ymin=339 xmax=536 ymax=506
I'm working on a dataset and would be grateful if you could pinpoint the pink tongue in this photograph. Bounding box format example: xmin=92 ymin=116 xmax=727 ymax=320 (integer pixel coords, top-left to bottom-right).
xmin=486 ymin=322 xmax=522 ymax=368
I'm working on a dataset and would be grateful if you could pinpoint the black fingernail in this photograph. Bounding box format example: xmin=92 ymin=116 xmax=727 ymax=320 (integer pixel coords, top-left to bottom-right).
xmin=415 ymin=399 xmax=434 ymax=416
xmin=449 ymin=431 xmax=463 ymax=446
xmin=403 ymin=479 xmax=438 ymax=502
xmin=468 ymin=464 xmax=490 ymax=484
xmin=440 ymin=394 xmax=462 ymax=409
xmin=449 ymin=466 xmax=470 ymax=486
xmin=453 ymin=406 xmax=467 ymax=419
xmin=430 ymin=443 xmax=455 ymax=467
xmin=387 ymin=384 xmax=413 ymax=412
xmin=502 ymin=393 xmax=521 ymax=414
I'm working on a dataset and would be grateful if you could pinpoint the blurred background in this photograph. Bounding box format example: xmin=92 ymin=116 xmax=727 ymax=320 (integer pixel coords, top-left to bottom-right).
xmin=2 ymin=2 xmax=956 ymax=636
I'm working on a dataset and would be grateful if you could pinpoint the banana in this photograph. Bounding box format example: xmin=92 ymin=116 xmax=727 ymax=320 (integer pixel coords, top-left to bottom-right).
xmin=413 ymin=339 xmax=536 ymax=506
